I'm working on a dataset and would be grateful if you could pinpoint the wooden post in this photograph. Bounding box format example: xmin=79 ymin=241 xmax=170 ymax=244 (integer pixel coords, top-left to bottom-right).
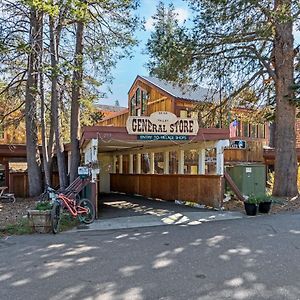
xmin=150 ymin=152 xmax=155 ymax=174
xmin=164 ymin=151 xmax=169 ymax=174
xmin=178 ymin=150 xmax=184 ymax=174
xmin=215 ymin=140 xmax=230 ymax=175
xmin=112 ymin=155 xmax=117 ymax=173
xmin=119 ymin=155 xmax=123 ymax=174
xmin=198 ymin=149 xmax=206 ymax=175
xmin=137 ymin=153 xmax=141 ymax=174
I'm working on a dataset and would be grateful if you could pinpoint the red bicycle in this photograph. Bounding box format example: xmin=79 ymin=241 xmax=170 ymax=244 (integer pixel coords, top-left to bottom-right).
xmin=47 ymin=186 xmax=95 ymax=234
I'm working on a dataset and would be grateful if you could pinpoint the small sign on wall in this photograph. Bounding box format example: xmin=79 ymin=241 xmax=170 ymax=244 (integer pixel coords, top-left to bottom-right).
xmin=245 ymin=167 xmax=252 ymax=173
xmin=138 ymin=135 xmax=189 ymax=141
xmin=230 ymin=140 xmax=247 ymax=149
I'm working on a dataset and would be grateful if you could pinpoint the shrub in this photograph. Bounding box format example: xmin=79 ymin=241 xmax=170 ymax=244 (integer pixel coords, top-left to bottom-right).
xmin=35 ymin=201 xmax=52 ymax=211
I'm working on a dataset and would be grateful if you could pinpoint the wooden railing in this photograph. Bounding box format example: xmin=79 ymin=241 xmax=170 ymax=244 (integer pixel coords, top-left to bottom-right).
xmin=110 ymin=174 xmax=224 ymax=208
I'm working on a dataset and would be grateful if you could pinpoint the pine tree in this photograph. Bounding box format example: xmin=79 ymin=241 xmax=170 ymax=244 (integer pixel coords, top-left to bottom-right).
xmin=146 ymin=0 xmax=300 ymax=197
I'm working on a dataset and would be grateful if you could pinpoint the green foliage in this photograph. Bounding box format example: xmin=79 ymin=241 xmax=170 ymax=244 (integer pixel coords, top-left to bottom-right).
xmin=146 ymin=0 xmax=300 ymax=107
xmin=146 ymin=2 xmax=193 ymax=85
xmin=245 ymin=194 xmax=260 ymax=205
xmin=35 ymin=201 xmax=52 ymax=211
xmin=59 ymin=212 xmax=79 ymax=232
xmin=0 ymin=0 xmax=141 ymax=146
xmin=1 ymin=219 xmax=33 ymax=236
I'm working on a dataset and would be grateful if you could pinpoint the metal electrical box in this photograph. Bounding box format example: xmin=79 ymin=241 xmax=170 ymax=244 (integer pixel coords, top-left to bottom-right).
xmin=225 ymin=164 xmax=266 ymax=197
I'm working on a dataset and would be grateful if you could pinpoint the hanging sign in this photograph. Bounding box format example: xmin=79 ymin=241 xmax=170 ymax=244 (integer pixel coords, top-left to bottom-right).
xmin=230 ymin=140 xmax=247 ymax=149
xmin=126 ymin=111 xmax=199 ymax=136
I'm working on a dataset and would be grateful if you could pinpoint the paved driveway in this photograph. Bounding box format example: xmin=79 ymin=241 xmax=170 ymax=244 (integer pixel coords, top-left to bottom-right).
xmin=79 ymin=194 xmax=244 ymax=231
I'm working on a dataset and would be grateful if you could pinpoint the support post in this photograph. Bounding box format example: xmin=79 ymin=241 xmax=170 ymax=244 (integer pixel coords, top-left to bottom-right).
xmin=112 ymin=155 xmax=117 ymax=173
xmin=137 ymin=153 xmax=141 ymax=174
xmin=150 ymin=152 xmax=155 ymax=174
xmin=215 ymin=140 xmax=230 ymax=175
xmin=119 ymin=155 xmax=123 ymax=174
xmin=178 ymin=149 xmax=184 ymax=174
xmin=164 ymin=151 xmax=169 ymax=174
xmin=198 ymin=149 xmax=206 ymax=175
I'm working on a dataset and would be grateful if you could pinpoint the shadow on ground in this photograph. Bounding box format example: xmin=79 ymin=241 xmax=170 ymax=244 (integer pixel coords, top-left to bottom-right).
xmin=1 ymin=213 xmax=300 ymax=299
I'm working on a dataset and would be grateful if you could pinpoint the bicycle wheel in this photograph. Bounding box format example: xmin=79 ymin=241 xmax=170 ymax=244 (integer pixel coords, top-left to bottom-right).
xmin=0 ymin=195 xmax=15 ymax=203
xmin=51 ymin=201 xmax=61 ymax=234
xmin=78 ymin=198 xmax=95 ymax=224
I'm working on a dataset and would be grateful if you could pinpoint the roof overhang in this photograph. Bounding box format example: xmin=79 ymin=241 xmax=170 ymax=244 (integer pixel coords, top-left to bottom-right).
xmin=81 ymin=126 xmax=230 ymax=153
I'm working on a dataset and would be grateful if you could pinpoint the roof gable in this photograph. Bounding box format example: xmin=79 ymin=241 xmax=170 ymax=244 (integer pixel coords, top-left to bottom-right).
xmin=136 ymin=76 xmax=219 ymax=102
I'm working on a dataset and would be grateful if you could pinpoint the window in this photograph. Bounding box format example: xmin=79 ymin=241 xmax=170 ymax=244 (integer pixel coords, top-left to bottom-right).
xmin=141 ymin=153 xmax=150 ymax=174
xmin=169 ymin=151 xmax=178 ymax=174
xmin=205 ymin=148 xmax=216 ymax=175
xmin=154 ymin=153 xmax=164 ymax=174
xmin=180 ymin=110 xmax=188 ymax=118
xmin=258 ymin=124 xmax=265 ymax=138
xmin=133 ymin=154 xmax=138 ymax=174
xmin=191 ymin=111 xmax=198 ymax=119
xmin=184 ymin=150 xmax=198 ymax=174
xmin=136 ymin=88 xmax=141 ymax=106
xmin=141 ymin=90 xmax=147 ymax=114
xmin=130 ymin=96 xmax=136 ymax=116
xmin=250 ymin=124 xmax=257 ymax=138
xmin=242 ymin=122 xmax=249 ymax=137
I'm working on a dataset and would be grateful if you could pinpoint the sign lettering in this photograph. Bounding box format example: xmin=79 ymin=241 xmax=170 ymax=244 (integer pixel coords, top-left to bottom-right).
xmin=126 ymin=111 xmax=199 ymax=136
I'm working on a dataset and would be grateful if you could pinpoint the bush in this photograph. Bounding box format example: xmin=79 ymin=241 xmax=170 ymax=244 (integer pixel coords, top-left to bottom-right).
xmin=35 ymin=201 xmax=52 ymax=211
xmin=1 ymin=219 xmax=33 ymax=236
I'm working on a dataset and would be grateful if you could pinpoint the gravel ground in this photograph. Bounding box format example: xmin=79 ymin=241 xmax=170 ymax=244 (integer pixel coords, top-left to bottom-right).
xmin=1 ymin=194 xmax=300 ymax=230
xmin=0 ymin=198 xmax=36 ymax=229
xmin=223 ymin=195 xmax=300 ymax=214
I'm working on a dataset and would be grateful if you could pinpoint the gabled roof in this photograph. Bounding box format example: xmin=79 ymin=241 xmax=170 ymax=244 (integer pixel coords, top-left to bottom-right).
xmin=136 ymin=76 xmax=219 ymax=102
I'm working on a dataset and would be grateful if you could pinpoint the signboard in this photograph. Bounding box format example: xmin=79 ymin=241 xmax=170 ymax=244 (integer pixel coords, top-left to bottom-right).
xmin=138 ymin=135 xmax=189 ymax=141
xmin=245 ymin=167 xmax=252 ymax=173
xmin=126 ymin=111 xmax=199 ymax=136
xmin=230 ymin=140 xmax=247 ymax=149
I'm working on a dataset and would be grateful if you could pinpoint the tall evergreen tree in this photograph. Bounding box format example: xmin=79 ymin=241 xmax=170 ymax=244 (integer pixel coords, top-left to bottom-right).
xmin=146 ymin=1 xmax=300 ymax=197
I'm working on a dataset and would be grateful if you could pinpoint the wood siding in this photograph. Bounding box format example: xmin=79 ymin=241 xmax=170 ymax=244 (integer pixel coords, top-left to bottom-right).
xmin=99 ymin=110 xmax=129 ymax=127
xmin=9 ymin=172 xmax=59 ymax=198
xmin=225 ymin=140 xmax=267 ymax=163
xmin=110 ymin=174 xmax=224 ymax=208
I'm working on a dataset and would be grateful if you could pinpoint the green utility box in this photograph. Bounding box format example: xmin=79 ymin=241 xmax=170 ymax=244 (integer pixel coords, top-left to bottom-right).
xmin=225 ymin=164 xmax=266 ymax=197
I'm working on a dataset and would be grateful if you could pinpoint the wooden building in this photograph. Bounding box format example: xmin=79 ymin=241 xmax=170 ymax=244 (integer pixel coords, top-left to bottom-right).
xmin=99 ymin=76 xmax=270 ymax=164
xmin=81 ymin=125 xmax=230 ymax=209
xmin=82 ymin=76 xmax=255 ymax=209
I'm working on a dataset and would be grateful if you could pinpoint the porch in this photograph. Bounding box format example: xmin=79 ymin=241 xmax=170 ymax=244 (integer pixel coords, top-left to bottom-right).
xmin=81 ymin=126 xmax=230 ymax=211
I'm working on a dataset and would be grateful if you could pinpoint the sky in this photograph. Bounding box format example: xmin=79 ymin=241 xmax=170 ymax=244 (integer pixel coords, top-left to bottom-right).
xmin=99 ymin=0 xmax=189 ymax=107
xmin=99 ymin=0 xmax=300 ymax=108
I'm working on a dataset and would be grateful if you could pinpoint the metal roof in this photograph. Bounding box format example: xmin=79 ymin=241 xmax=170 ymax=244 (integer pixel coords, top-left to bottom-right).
xmin=140 ymin=76 xmax=219 ymax=102
xmin=94 ymin=104 xmax=127 ymax=112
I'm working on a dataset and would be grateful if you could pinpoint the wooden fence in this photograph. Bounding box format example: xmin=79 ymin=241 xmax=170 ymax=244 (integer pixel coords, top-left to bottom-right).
xmin=9 ymin=172 xmax=59 ymax=198
xmin=110 ymin=174 xmax=224 ymax=208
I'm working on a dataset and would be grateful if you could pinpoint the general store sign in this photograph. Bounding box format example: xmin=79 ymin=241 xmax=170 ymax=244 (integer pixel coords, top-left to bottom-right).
xmin=126 ymin=111 xmax=199 ymax=136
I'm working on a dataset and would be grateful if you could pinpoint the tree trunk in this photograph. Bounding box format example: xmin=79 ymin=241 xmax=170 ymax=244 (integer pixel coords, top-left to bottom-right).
xmin=25 ymin=7 xmax=42 ymax=197
xmin=49 ymin=16 xmax=68 ymax=189
xmin=273 ymin=0 xmax=298 ymax=197
xmin=39 ymin=13 xmax=51 ymax=186
xmin=70 ymin=20 xmax=84 ymax=183
xmin=269 ymin=122 xmax=276 ymax=148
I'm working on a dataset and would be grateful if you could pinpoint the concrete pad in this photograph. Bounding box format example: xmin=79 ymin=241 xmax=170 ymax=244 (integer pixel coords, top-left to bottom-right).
xmin=73 ymin=210 xmax=244 ymax=232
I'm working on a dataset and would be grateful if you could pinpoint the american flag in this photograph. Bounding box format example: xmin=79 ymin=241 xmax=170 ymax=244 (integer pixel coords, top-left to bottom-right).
xmin=229 ymin=120 xmax=238 ymax=137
